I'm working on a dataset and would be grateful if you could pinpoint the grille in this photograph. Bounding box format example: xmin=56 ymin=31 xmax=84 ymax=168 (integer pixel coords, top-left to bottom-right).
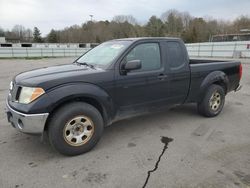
xmin=10 ymin=82 xmax=21 ymax=102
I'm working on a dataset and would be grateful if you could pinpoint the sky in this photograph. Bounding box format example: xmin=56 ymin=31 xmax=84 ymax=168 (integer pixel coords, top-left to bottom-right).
xmin=0 ymin=0 xmax=250 ymax=36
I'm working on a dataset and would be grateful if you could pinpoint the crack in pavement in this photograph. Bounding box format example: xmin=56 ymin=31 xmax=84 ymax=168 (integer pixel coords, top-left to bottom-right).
xmin=142 ymin=136 xmax=173 ymax=188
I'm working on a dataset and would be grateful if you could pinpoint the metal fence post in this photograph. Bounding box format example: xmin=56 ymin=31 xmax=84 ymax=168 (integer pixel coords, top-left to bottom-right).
xmin=211 ymin=43 xmax=214 ymax=57
xmin=233 ymin=43 xmax=237 ymax=58
xmin=11 ymin=47 xmax=14 ymax=58
xmin=198 ymin=43 xmax=201 ymax=57
xmin=26 ymin=48 xmax=28 ymax=57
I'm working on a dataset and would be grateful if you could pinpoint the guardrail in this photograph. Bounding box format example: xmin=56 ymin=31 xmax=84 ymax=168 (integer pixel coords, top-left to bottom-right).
xmin=0 ymin=47 xmax=89 ymax=58
xmin=0 ymin=41 xmax=250 ymax=58
xmin=186 ymin=41 xmax=250 ymax=58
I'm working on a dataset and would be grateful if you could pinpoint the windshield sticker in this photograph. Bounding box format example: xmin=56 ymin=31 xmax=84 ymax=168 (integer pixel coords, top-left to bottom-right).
xmin=110 ymin=44 xmax=124 ymax=49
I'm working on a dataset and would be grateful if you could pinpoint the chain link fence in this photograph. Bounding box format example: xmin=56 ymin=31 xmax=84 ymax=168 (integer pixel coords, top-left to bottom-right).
xmin=186 ymin=41 xmax=250 ymax=58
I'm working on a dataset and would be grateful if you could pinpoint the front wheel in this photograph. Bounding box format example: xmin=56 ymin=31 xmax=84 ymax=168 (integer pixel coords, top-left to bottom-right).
xmin=48 ymin=102 xmax=104 ymax=156
xmin=197 ymin=84 xmax=225 ymax=117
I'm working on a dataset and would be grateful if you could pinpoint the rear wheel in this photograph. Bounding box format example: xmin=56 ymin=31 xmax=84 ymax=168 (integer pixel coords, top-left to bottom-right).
xmin=198 ymin=84 xmax=225 ymax=117
xmin=48 ymin=102 xmax=103 ymax=156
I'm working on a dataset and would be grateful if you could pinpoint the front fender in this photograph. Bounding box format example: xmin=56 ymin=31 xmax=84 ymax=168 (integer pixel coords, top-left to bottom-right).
xmin=46 ymin=83 xmax=116 ymax=122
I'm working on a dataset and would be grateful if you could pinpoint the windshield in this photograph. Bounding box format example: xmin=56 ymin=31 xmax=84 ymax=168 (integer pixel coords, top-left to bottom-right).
xmin=77 ymin=40 xmax=132 ymax=68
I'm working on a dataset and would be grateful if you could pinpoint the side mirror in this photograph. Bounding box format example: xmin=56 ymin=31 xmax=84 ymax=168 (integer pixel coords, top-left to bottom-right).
xmin=124 ymin=60 xmax=142 ymax=71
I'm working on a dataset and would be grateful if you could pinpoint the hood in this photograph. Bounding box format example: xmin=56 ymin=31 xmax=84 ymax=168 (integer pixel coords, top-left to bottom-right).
xmin=15 ymin=63 xmax=109 ymax=90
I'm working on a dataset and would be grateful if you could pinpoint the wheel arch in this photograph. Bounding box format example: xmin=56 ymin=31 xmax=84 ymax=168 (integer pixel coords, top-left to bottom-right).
xmin=199 ymin=71 xmax=229 ymax=102
xmin=44 ymin=83 xmax=115 ymax=131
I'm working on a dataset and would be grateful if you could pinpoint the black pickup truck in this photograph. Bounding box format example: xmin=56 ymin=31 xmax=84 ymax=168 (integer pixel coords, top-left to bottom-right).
xmin=6 ymin=37 xmax=242 ymax=155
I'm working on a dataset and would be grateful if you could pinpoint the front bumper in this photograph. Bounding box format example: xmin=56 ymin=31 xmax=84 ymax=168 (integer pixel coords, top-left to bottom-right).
xmin=6 ymin=101 xmax=49 ymax=134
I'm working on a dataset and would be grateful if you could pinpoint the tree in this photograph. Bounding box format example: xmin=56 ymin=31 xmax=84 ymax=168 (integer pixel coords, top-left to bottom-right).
xmin=11 ymin=25 xmax=26 ymax=40
xmin=110 ymin=20 xmax=137 ymax=39
xmin=23 ymin=28 xmax=33 ymax=42
xmin=233 ymin=16 xmax=250 ymax=32
xmin=112 ymin=15 xmax=137 ymax=25
xmin=0 ymin=27 xmax=4 ymax=37
xmin=146 ymin=16 xmax=165 ymax=37
xmin=181 ymin=18 xmax=210 ymax=43
xmin=0 ymin=10 xmax=245 ymax=44
xmin=162 ymin=9 xmax=183 ymax=36
xmin=33 ymin=27 xmax=42 ymax=42
xmin=47 ymin=29 xmax=58 ymax=43
xmin=180 ymin=11 xmax=192 ymax=30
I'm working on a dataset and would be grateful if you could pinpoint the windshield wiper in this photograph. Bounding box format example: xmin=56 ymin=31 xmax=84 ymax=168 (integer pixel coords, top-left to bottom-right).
xmin=76 ymin=61 xmax=96 ymax=69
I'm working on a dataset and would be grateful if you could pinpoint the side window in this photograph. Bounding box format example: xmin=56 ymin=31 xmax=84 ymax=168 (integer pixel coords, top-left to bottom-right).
xmin=125 ymin=43 xmax=161 ymax=72
xmin=167 ymin=42 xmax=185 ymax=69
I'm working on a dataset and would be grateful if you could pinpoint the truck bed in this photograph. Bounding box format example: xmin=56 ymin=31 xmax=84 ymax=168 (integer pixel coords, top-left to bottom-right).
xmin=187 ymin=59 xmax=241 ymax=103
xmin=190 ymin=59 xmax=226 ymax=64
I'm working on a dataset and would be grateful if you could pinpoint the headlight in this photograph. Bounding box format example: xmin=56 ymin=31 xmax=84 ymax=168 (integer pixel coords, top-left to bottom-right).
xmin=18 ymin=87 xmax=45 ymax=104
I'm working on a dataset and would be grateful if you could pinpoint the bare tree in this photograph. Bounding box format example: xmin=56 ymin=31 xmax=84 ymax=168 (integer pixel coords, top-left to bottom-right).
xmin=1 ymin=10 xmax=249 ymax=44
xmin=233 ymin=16 xmax=250 ymax=32
xmin=161 ymin=9 xmax=184 ymax=35
xmin=112 ymin=15 xmax=138 ymax=25
xmin=12 ymin=25 xmax=26 ymax=40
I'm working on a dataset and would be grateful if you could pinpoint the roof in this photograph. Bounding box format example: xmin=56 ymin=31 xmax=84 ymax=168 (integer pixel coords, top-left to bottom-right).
xmin=112 ymin=37 xmax=180 ymax=42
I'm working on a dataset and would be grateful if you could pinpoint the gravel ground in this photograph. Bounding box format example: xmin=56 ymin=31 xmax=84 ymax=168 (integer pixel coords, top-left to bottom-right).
xmin=0 ymin=57 xmax=249 ymax=188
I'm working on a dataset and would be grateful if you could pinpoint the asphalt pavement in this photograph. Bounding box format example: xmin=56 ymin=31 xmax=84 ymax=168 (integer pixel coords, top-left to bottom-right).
xmin=0 ymin=57 xmax=249 ymax=188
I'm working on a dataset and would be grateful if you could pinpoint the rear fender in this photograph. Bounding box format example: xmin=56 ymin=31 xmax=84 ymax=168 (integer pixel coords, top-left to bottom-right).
xmin=199 ymin=71 xmax=229 ymax=101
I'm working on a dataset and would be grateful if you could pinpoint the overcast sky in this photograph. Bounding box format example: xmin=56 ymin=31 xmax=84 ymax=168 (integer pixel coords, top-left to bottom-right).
xmin=0 ymin=0 xmax=250 ymax=36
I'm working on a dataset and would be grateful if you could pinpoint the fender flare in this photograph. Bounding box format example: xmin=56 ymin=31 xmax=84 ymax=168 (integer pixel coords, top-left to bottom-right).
xmin=199 ymin=71 xmax=229 ymax=100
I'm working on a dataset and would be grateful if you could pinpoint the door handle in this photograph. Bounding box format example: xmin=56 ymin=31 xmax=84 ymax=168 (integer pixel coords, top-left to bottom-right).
xmin=158 ymin=74 xmax=168 ymax=80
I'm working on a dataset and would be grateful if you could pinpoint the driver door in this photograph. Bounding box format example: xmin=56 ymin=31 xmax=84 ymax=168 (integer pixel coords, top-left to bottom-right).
xmin=114 ymin=42 xmax=170 ymax=115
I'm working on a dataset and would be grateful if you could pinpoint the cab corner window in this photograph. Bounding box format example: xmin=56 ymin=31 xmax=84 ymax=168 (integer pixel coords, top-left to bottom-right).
xmin=125 ymin=43 xmax=161 ymax=72
xmin=167 ymin=42 xmax=185 ymax=69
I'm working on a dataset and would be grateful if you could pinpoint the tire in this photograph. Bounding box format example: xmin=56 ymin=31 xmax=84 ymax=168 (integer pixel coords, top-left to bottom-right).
xmin=48 ymin=102 xmax=104 ymax=156
xmin=197 ymin=84 xmax=225 ymax=117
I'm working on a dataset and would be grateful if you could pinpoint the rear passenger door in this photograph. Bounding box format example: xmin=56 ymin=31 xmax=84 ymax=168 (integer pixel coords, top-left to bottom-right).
xmin=164 ymin=41 xmax=190 ymax=104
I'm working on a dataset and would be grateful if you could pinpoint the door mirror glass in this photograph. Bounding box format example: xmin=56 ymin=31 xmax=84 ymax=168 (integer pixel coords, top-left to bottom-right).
xmin=124 ymin=60 xmax=142 ymax=71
